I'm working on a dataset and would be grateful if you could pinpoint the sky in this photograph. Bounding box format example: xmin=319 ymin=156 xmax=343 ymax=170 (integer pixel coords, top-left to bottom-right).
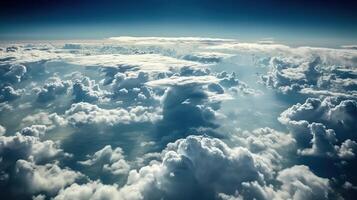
xmin=0 ymin=0 xmax=357 ymax=46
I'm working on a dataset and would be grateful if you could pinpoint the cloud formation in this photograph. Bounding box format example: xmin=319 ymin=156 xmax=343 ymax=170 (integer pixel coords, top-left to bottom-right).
xmin=0 ymin=37 xmax=356 ymax=199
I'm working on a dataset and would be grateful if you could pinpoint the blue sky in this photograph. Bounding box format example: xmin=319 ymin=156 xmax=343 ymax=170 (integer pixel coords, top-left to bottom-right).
xmin=0 ymin=0 xmax=356 ymax=46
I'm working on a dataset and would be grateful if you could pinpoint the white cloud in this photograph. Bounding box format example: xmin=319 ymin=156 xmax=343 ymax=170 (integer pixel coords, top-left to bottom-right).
xmin=37 ymin=76 xmax=71 ymax=103
xmin=54 ymin=181 xmax=123 ymax=200
xmin=0 ymin=133 xmax=68 ymax=163
xmin=22 ymin=112 xmax=68 ymax=130
xmin=276 ymin=165 xmax=330 ymax=200
xmin=65 ymin=102 xmax=161 ymax=127
xmin=20 ymin=125 xmax=47 ymax=137
xmin=147 ymin=75 xmax=219 ymax=87
xmin=0 ymin=125 xmax=6 ymax=136
xmin=79 ymin=145 xmax=130 ymax=176
xmin=118 ymin=135 xmax=273 ymax=199
xmin=67 ymin=54 xmax=205 ymax=73
xmin=0 ymin=85 xmax=22 ymax=102
xmin=72 ymin=76 xmax=108 ymax=103
xmin=15 ymin=159 xmax=83 ymax=195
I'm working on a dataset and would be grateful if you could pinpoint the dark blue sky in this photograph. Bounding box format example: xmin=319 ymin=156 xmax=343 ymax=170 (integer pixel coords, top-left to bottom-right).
xmin=0 ymin=0 xmax=356 ymax=45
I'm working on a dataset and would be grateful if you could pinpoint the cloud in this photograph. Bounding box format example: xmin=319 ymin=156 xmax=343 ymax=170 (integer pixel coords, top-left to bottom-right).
xmin=68 ymin=54 xmax=205 ymax=73
xmin=275 ymin=165 xmax=330 ymax=200
xmin=261 ymin=56 xmax=357 ymax=97
xmin=0 ymin=64 xmax=27 ymax=84
xmin=109 ymin=36 xmax=234 ymax=46
xmin=79 ymin=145 xmax=130 ymax=176
xmin=21 ymin=112 xmax=67 ymax=130
xmin=20 ymin=125 xmax=47 ymax=137
xmin=72 ymin=77 xmax=108 ymax=103
xmin=279 ymin=97 xmax=357 ymax=141
xmin=54 ymin=181 xmax=122 ymax=200
xmin=1 ymin=37 xmax=355 ymax=199
xmin=232 ymin=128 xmax=296 ymax=170
xmin=65 ymin=102 xmax=160 ymax=127
xmin=219 ymin=165 xmax=331 ymax=200
xmin=182 ymin=52 xmax=233 ymax=63
xmin=207 ymin=42 xmax=357 ymax=66
xmin=297 ymin=123 xmax=338 ymax=157
xmin=112 ymin=135 xmax=329 ymax=200
xmin=0 ymin=85 xmax=22 ymax=102
xmin=0 ymin=125 xmax=6 ymax=136
xmin=107 ymin=135 xmax=271 ymax=200
xmin=37 ymin=76 xmax=71 ymax=103
xmin=147 ymin=75 xmax=219 ymax=87
xmin=0 ymin=133 xmax=68 ymax=164
xmin=279 ymin=97 xmax=357 ymax=160
xmin=14 ymin=159 xmax=83 ymax=195
xmin=154 ymin=82 xmax=223 ymax=141
xmin=261 ymin=57 xmax=320 ymax=94
xmin=0 ymin=132 xmax=74 ymax=198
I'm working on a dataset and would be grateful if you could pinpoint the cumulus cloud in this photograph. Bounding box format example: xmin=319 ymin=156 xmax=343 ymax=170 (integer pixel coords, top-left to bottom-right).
xmin=232 ymin=128 xmax=296 ymax=170
xmin=72 ymin=77 xmax=108 ymax=103
xmin=37 ymin=76 xmax=71 ymax=103
xmin=0 ymin=64 xmax=27 ymax=84
xmin=0 ymin=85 xmax=22 ymax=102
xmin=0 ymin=132 xmax=74 ymax=198
xmin=261 ymin=56 xmax=357 ymax=97
xmin=0 ymin=133 xmax=68 ymax=164
xmin=65 ymin=102 xmax=160 ymax=127
xmin=275 ymin=165 xmax=331 ymax=200
xmin=279 ymin=97 xmax=357 ymax=160
xmin=279 ymin=97 xmax=357 ymax=141
xmin=1 ymin=37 xmax=355 ymax=199
xmin=79 ymin=145 xmax=130 ymax=176
xmin=54 ymin=181 xmax=123 ymax=200
xmin=21 ymin=112 xmax=67 ymax=130
xmin=0 ymin=125 xmax=6 ymax=136
xmin=57 ymin=135 xmax=331 ymax=200
xmin=14 ymin=159 xmax=83 ymax=195
xmin=20 ymin=125 xmax=47 ymax=137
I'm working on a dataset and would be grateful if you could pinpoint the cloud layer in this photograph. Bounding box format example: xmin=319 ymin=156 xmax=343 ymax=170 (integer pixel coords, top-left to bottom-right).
xmin=0 ymin=37 xmax=356 ymax=199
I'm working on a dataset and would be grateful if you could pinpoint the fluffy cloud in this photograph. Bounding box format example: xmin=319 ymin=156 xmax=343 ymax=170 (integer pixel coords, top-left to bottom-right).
xmin=0 ymin=125 xmax=6 ymax=136
xmin=68 ymin=54 xmax=204 ymax=73
xmin=232 ymin=128 xmax=296 ymax=170
xmin=54 ymin=181 xmax=123 ymax=200
xmin=279 ymin=97 xmax=357 ymax=141
xmin=0 ymin=64 xmax=27 ymax=84
xmin=37 ymin=76 xmax=71 ymax=103
xmin=279 ymin=97 xmax=357 ymax=159
xmin=0 ymin=132 xmax=74 ymax=198
xmin=261 ymin=56 xmax=357 ymax=97
xmin=79 ymin=145 xmax=130 ymax=176
xmin=275 ymin=165 xmax=330 ymax=200
xmin=154 ymin=82 xmax=222 ymax=141
xmin=261 ymin=57 xmax=320 ymax=94
xmin=0 ymin=133 xmax=68 ymax=164
xmin=20 ymin=125 xmax=47 ymax=137
xmin=65 ymin=102 xmax=160 ymax=127
xmin=82 ymin=135 xmax=329 ymax=200
xmin=0 ymin=85 xmax=22 ymax=102
xmin=1 ymin=38 xmax=355 ymax=199
xmin=21 ymin=112 xmax=67 ymax=130
xmin=14 ymin=159 xmax=83 ymax=195
xmin=72 ymin=77 xmax=108 ymax=103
